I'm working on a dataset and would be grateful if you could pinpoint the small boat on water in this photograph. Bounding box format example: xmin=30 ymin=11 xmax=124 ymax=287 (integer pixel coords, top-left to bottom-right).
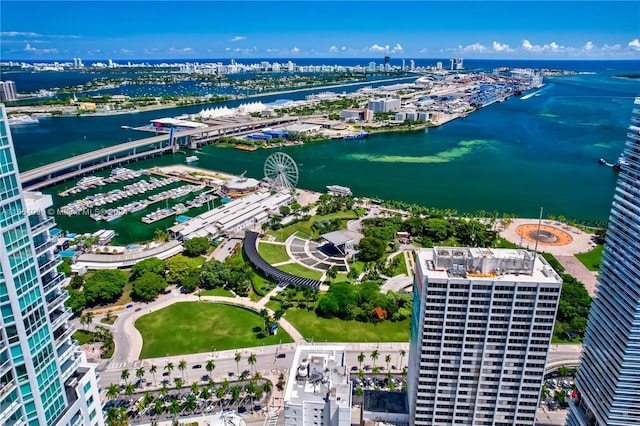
xmin=344 ymin=130 xmax=369 ymax=140
xmin=186 ymin=155 xmax=199 ymax=163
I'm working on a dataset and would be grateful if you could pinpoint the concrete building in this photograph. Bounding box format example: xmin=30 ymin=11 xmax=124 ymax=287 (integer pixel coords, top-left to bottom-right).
xmin=567 ymin=97 xmax=640 ymax=426
xmin=367 ymin=98 xmax=401 ymax=113
xmin=283 ymin=345 xmax=352 ymax=426
xmin=408 ymin=247 xmax=562 ymax=426
xmin=168 ymin=189 xmax=291 ymax=241
xmin=0 ymin=104 xmax=104 ymax=425
xmin=0 ymin=81 xmax=17 ymax=101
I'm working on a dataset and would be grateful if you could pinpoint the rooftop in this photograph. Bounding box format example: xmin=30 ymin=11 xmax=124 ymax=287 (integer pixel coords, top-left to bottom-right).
xmin=416 ymin=247 xmax=560 ymax=283
xmin=284 ymin=345 xmax=351 ymax=410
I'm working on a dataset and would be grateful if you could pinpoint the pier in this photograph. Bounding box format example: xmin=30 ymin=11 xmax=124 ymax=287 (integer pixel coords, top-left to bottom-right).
xmin=20 ymin=116 xmax=299 ymax=191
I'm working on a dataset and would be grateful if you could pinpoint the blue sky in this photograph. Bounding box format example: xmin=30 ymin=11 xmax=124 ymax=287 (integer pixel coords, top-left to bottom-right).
xmin=1 ymin=1 xmax=639 ymax=60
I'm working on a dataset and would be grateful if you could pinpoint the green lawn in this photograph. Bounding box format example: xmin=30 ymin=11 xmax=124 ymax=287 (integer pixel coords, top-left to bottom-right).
xmin=73 ymin=330 xmax=93 ymax=345
xmin=200 ymin=287 xmax=235 ymax=297
xmin=258 ymin=242 xmax=291 ymax=264
xmin=136 ymin=302 xmax=293 ymax=359
xmin=390 ymin=253 xmax=408 ymax=276
xmin=276 ymin=262 xmax=324 ymax=280
xmin=575 ymin=245 xmax=604 ymax=271
xmin=267 ymin=211 xmax=359 ymax=242
xmin=284 ymin=308 xmax=410 ymax=342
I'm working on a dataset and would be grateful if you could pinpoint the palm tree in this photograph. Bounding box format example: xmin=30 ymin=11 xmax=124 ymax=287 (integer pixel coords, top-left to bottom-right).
xmin=81 ymin=311 xmax=94 ymax=331
xmin=184 ymin=394 xmax=197 ymax=412
xmin=399 ymin=349 xmax=406 ymax=369
xmin=120 ymin=368 xmax=130 ymax=384
xmin=190 ymin=381 xmax=199 ymax=396
xmin=105 ymin=406 xmax=128 ymax=426
xmin=200 ymin=386 xmax=211 ymax=401
xmin=558 ymin=365 xmax=569 ymax=379
xmin=263 ymin=379 xmax=272 ymax=395
xmin=247 ymin=353 xmax=257 ymax=375
xmin=175 ymin=378 xmax=183 ymax=395
xmin=206 ymin=359 xmax=215 ymax=377
xmin=240 ymin=370 xmax=249 ymax=381
xmin=135 ymin=367 xmax=146 ymax=386
xmin=160 ymin=384 xmax=169 ymax=398
xmin=178 ymin=359 xmax=187 ymax=381
xmin=385 ymin=354 xmax=391 ymax=371
xmin=106 ymin=383 xmax=120 ymax=400
xmin=230 ymin=385 xmax=242 ymax=403
xmin=370 ymin=349 xmax=380 ymax=368
xmin=124 ymin=383 xmax=135 ymax=397
xmin=215 ymin=386 xmax=226 ymax=400
xmin=168 ymin=399 xmax=180 ymax=421
xmin=357 ymin=352 xmax=365 ymax=370
xmin=149 ymin=364 xmax=158 ymax=385
xmin=234 ymin=352 xmax=241 ymax=376
xmin=164 ymin=361 xmax=174 ymax=380
xmin=154 ymin=399 xmax=164 ymax=417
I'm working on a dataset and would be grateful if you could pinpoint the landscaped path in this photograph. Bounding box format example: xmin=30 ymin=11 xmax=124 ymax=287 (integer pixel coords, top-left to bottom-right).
xmin=113 ymin=292 xmax=305 ymax=363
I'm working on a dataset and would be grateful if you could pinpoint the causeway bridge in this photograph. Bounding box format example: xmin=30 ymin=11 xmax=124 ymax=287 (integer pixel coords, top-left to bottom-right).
xmin=20 ymin=116 xmax=299 ymax=191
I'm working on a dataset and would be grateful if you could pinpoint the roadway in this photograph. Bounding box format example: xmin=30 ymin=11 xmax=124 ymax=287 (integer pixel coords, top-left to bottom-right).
xmin=20 ymin=116 xmax=300 ymax=189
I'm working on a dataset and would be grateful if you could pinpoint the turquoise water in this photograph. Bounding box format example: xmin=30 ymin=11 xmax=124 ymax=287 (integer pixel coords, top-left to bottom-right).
xmin=8 ymin=61 xmax=640 ymax=243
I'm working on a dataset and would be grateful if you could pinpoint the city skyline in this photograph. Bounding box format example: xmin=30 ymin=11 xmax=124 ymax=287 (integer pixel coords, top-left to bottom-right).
xmin=1 ymin=1 xmax=639 ymax=61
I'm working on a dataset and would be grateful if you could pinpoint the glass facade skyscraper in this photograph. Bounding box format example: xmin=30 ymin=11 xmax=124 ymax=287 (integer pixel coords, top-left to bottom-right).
xmin=0 ymin=104 xmax=103 ymax=426
xmin=567 ymin=97 xmax=640 ymax=426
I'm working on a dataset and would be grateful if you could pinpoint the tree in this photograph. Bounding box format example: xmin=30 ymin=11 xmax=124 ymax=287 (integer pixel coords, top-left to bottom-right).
xmin=175 ymin=378 xmax=183 ymax=394
xmin=357 ymin=352 xmax=365 ymax=370
xmin=234 ymin=352 xmax=242 ymax=376
xmin=558 ymin=365 xmax=569 ymax=379
xmin=80 ymin=311 xmax=94 ymax=330
xmin=165 ymin=254 xmax=199 ymax=284
xmin=154 ymin=228 xmax=170 ymax=243
xmin=385 ymin=354 xmax=392 ymax=371
xmin=120 ymin=368 xmax=130 ymax=384
xmin=164 ymin=361 xmax=174 ymax=380
xmin=206 ymin=359 xmax=216 ymax=376
xmin=370 ymin=349 xmax=380 ymax=368
xmin=399 ymin=349 xmax=406 ymax=369
xmin=326 ymin=265 xmax=338 ymax=281
xmin=279 ymin=205 xmax=291 ymax=217
xmin=357 ymin=236 xmax=386 ymax=262
xmin=190 ymin=381 xmax=200 ymax=396
xmin=130 ymin=257 xmax=166 ymax=280
xmin=105 ymin=406 xmax=128 ymax=426
xmin=199 ymin=259 xmax=230 ymax=289
xmin=65 ymin=288 xmax=86 ymax=314
xmin=106 ymin=383 xmax=120 ymax=400
xmin=131 ymin=272 xmax=167 ymax=301
xmin=149 ymin=364 xmax=157 ymax=385
xmin=184 ymin=236 xmax=210 ymax=257
xmin=248 ymin=353 xmax=257 ymax=375
xmin=124 ymin=383 xmax=135 ymax=397
xmin=83 ymin=269 xmax=128 ymax=306
xmin=178 ymin=359 xmax=187 ymax=381
xmin=135 ymin=367 xmax=146 ymax=385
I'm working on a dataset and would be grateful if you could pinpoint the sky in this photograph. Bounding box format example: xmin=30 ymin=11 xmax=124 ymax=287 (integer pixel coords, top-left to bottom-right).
xmin=1 ymin=1 xmax=639 ymax=61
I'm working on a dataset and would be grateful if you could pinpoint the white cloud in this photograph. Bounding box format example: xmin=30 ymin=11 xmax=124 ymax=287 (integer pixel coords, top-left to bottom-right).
xmin=291 ymin=47 xmax=300 ymax=54
xmin=329 ymin=45 xmax=338 ymax=53
xmin=492 ymin=41 xmax=513 ymax=52
xmin=23 ymin=43 xmax=58 ymax=54
xmin=168 ymin=47 xmax=193 ymax=53
xmin=2 ymin=31 xmax=41 ymax=37
xmin=230 ymin=36 xmax=246 ymax=42
xmin=462 ymin=43 xmax=487 ymax=53
xmin=419 ymin=48 xmax=429 ymax=54
xmin=391 ymin=43 xmax=403 ymax=53
xmin=368 ymin=44 xmax=387 ymax=52
xmin=628 ymin=39 xmax=640 ymax=50
xmin=584 ymin=41 xmax=594 ymax=51
xmin=521 ymin=39 xmax=566 ymax=53
xmin=119 ymin=48 xmax=136 ymax=55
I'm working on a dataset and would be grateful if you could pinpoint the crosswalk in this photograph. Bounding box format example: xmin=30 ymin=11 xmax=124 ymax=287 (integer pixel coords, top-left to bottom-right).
xmin=106 ymin=360 xmax=143 ymax=370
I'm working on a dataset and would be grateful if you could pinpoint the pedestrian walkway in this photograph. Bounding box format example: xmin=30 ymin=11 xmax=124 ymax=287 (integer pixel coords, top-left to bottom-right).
xmin=116 ymin=293 xmax=305 ymax=363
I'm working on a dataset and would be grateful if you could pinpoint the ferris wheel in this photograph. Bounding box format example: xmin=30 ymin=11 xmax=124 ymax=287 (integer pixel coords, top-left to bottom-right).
xmin=264 ymin=152 xmax=299 ymax=191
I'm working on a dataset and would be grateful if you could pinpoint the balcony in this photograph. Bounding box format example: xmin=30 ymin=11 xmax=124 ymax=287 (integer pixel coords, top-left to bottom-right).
xmin=38 ymin=254 xmax=61 ymax=276
xmin=50 ymin=307 xmax=73 ymax=330
xmin=0 ymin=398 xmax=20 ymax=426
xmin=54 ymin=325 xmax=76 ymax=347
xmin=29 ymin=216 xmax=55 ymax=235
xmin=34 ymin=238 xmax=57 ymax=256
xmin=60 ymin=355 xmax=81 ymax=383
xmin=47 ymin=290 xmax=69 ymax=313
xmin=42 ymin=272 xmax=65 ymax=295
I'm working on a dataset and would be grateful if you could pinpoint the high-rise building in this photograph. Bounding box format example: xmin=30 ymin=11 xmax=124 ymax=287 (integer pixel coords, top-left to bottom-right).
xmin=0 ymin=104 xmax=104 ymax=426
xmin=0 ymin=81 xmax=17 ymax=102
xmin=407 ymin=247 xmax=562 ymax=425
xmin=567 ymin=97 xmax=640 ymax=426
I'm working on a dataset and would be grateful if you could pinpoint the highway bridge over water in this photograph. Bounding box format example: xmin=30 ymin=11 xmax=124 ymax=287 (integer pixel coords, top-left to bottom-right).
xmin=20 ymin=116 xmax=299 ymax=191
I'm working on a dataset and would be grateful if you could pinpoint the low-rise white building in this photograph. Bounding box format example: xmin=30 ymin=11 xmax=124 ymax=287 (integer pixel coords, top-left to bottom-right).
xmin=283 ymin=345 xmax=352 ymax=426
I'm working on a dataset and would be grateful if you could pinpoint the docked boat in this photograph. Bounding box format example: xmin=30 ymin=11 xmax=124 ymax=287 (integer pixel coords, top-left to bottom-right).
xmin=326 ymin=185 xmax=352 ymax=196
xmin=7 ymin=115 xmax=39 ymax=126
xmin=186 ymin=155 xmax=199 ymax=163
xmin=344 ymin=130 xmax=369 ymax=140
xmin=103 ymin=208 xmax=126 ymax=222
